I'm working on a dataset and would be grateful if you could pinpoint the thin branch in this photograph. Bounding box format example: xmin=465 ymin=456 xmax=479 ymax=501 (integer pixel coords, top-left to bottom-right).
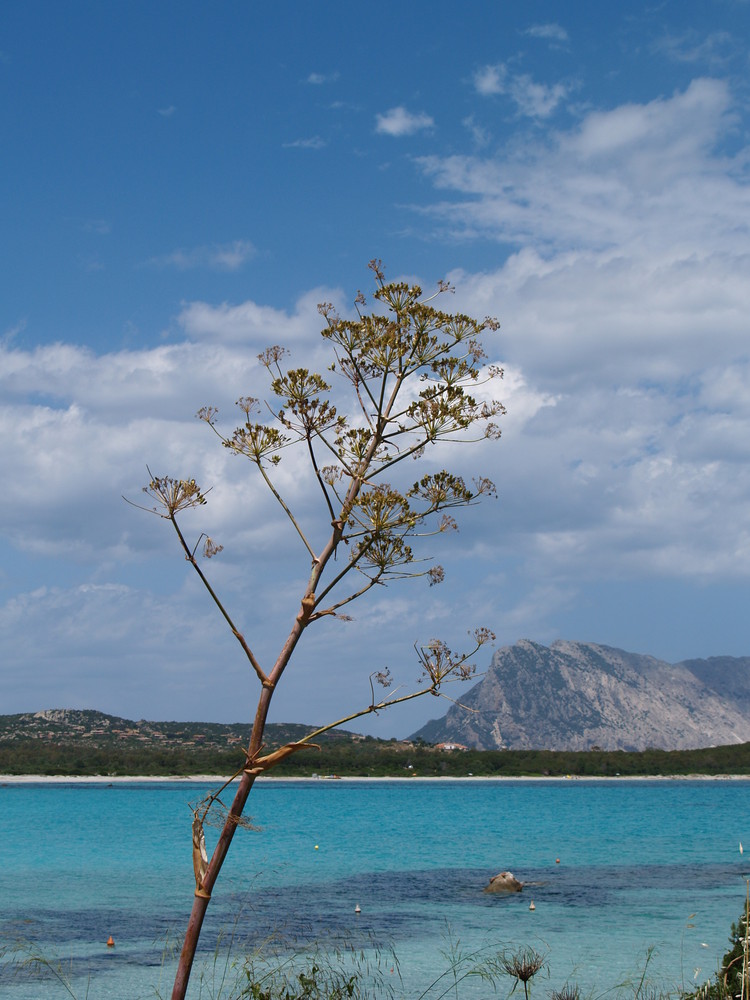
xmin=313 ymin=537 xmax=375 ymax=606
xmin=374 ymin=436 xmax=438 ymax=475
xmin=305 ymin=434 xmax=337 ymax=523
xmin=255 ymin=460 xmax=317 ymax=563
xmin=347 ymin=356 xmax=379 ymax=426
xmin=295 ymin=684 xmax=444 ymax=744
xmin=168 ymin=515 xmax=269 ymax=686
xmin=312 ymin=426 xmax=360 ymax=473
xmin=312 ymin=572 xmax=384 ymax=618
xmin=432 ymin=690 xmax=479 ymax=713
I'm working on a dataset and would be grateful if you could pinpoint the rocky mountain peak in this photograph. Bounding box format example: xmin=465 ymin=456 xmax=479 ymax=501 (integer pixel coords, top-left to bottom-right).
xmin=412 ymin=639 xmax=750 ymax=751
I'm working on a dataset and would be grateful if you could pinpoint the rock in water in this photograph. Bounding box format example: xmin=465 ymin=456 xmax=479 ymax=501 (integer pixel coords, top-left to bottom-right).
xmin=484 ymin=871 xmax=523 ymax=893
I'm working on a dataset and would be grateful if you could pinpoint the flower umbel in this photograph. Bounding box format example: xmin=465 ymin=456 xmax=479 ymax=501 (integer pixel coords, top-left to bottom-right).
xmin=140 ymin=475 xmax=209 ymax=518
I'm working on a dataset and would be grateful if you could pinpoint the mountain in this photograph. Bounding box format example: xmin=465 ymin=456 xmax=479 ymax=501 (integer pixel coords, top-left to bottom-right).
xmin=411 ymin=640 xmax=750 ymax=751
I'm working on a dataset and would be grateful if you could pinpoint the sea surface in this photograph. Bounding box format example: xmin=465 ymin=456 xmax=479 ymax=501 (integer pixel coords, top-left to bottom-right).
xmin=2 ymin=778 xmax=749 ymax=999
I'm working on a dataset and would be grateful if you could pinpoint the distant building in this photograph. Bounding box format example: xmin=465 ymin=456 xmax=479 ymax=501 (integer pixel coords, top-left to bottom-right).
xmin=435 ymin=741 xmax=469 ymax=752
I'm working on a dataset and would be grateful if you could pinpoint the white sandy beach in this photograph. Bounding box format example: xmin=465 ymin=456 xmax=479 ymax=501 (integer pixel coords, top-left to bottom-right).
xmin=2 ymin=772 xmax=750 ymax=783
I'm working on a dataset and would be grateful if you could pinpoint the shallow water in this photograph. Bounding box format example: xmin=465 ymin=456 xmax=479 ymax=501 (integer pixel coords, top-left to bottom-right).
xmin=2 ymin=778 xmax=749 ymax=998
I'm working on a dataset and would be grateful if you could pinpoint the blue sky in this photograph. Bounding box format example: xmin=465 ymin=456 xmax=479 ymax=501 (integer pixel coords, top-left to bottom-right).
xmin=2 ymin=0 xmax=750 ymax=737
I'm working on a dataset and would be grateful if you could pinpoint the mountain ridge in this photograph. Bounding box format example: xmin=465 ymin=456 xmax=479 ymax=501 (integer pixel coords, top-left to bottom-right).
xmin=411 ymin=639 xmax=750 ymax=751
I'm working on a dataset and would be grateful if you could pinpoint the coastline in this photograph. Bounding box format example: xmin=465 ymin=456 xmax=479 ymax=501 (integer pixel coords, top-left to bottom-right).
xmin=2 ymin=772 xmax=750 ymax=784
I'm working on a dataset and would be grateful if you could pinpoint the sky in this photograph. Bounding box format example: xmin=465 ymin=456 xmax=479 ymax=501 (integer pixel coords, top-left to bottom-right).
xmin=2 ymin=0 xmax=750 ymax=738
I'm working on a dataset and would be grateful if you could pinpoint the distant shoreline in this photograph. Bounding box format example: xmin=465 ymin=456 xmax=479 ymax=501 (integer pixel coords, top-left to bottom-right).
xmin=3 ymin=772 xmax=750 ymax=784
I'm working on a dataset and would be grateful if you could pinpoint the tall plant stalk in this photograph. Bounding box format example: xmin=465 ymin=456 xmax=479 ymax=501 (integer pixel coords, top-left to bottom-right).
xmin=130 ymin=262 xmax=504 ymax=999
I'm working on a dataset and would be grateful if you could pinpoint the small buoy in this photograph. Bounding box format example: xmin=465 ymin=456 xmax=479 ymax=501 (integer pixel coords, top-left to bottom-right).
xmin=106 ymin=935 xmax=115 ymax=948
xmin=355 ymin=903 xmax=361 ymax=913
xmin=529 ymin=901 xmax=535 ymax=911
xmin=556 ymin=858 xmax=560 ymax=864
xmin=314 ymin=845 xmax=319 ymax=850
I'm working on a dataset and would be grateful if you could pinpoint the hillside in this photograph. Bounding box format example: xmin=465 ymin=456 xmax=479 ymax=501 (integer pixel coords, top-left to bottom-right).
xmin=0 ymin=709 xmax=372 ymax=774
xmin=0 ymin=708 xmax=364 ymax=750
xmin=0 ymin=708 xmax=366 ymax=746
xmin=412 ymin=640 xmax=750 ymax=751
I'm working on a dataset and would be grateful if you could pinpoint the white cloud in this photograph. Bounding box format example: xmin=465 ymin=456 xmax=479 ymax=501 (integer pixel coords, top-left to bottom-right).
xmin=157 ymin=105 xmax=177 ymax=117
xmin=473 ymin=62 xmax=570 ymax=118
xmin=406 ymin=77 xmax=750 ymax=586
xmin=2 ymin=318 xmax=26 ymax=344
xmin=418 ymin=80 xmax=741 ymax=252
xmin=145 ymin=240 xmax=255 ymax=271
xmin=283 ymin=136 xmax=327 ymax=149
xmin=511 ymin=75 xmax=570 ymax=118
xmin=177 ymin=286 xmax=341 ymax=345
xmin=375 ymin=106 xmax=435 ymax=137
xmin=524 ymin=23 xmax=569 ymax=44
xmin=0 ymin=283 xmax=352 ymax=573
xmin=654 ymin=30 xmax=739 ymax=67
xmin=473 ymin=64 xmax=507 ymax=97
xmin=306 ymin=71 xmax=339 ymax=85
xmin=569 ymin=77 xmax=729 ymax=159
xmin=462 ymin=115 xmax=491 ymax=148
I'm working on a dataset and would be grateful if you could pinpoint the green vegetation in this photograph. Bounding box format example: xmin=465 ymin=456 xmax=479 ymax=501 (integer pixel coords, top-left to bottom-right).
xmin=3 ymin=708 xmax=750 ymax=777
xmin=271 ymin=741 xmax=750 ymax=779
xmin=686 ymin=900 xmax=750 ymax=1000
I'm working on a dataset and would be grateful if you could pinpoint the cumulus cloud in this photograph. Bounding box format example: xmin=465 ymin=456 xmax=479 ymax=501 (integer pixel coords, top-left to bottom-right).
xmin=375 ymin=106 xmax=435 ymax=137
xmin=177 ymin=286 xmax=342 ymax=345
xmin=473 ymin=64 xmax=508 ymax=97
xmin=409 ymin=77 xmax=750 ymax=588
xmin=512 ymin=75 xmax=570 ymax=119
xmin=0 ymin=281 xmax=354 ymax=576
xmin=419 ymin=79 xmax=740 ymax=251
xmin=473 ymin=62 xmax=570 ymax=118
xmin=145 ymin=240 xmax=256 ymax=271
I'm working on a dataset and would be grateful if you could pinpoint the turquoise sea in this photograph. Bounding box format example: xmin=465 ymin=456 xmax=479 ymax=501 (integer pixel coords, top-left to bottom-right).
xmin=2 ymin=778 xmax=749 ymax=999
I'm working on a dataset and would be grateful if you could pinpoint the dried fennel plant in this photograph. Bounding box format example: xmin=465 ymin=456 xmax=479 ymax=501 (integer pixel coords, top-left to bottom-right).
xmin=128 ymin=261 xmax=504 ymax=1000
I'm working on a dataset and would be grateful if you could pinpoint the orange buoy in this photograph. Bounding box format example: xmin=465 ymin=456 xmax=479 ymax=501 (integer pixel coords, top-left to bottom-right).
xmin=555 ymin=858 xmax=560 ymax=864
xmin=106 ymin=935 xmax=115 ymax=948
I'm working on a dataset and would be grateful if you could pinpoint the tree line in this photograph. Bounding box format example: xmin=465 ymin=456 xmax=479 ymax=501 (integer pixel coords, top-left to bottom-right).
xmin=3 ymin=737 xmax=750 ymax=778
